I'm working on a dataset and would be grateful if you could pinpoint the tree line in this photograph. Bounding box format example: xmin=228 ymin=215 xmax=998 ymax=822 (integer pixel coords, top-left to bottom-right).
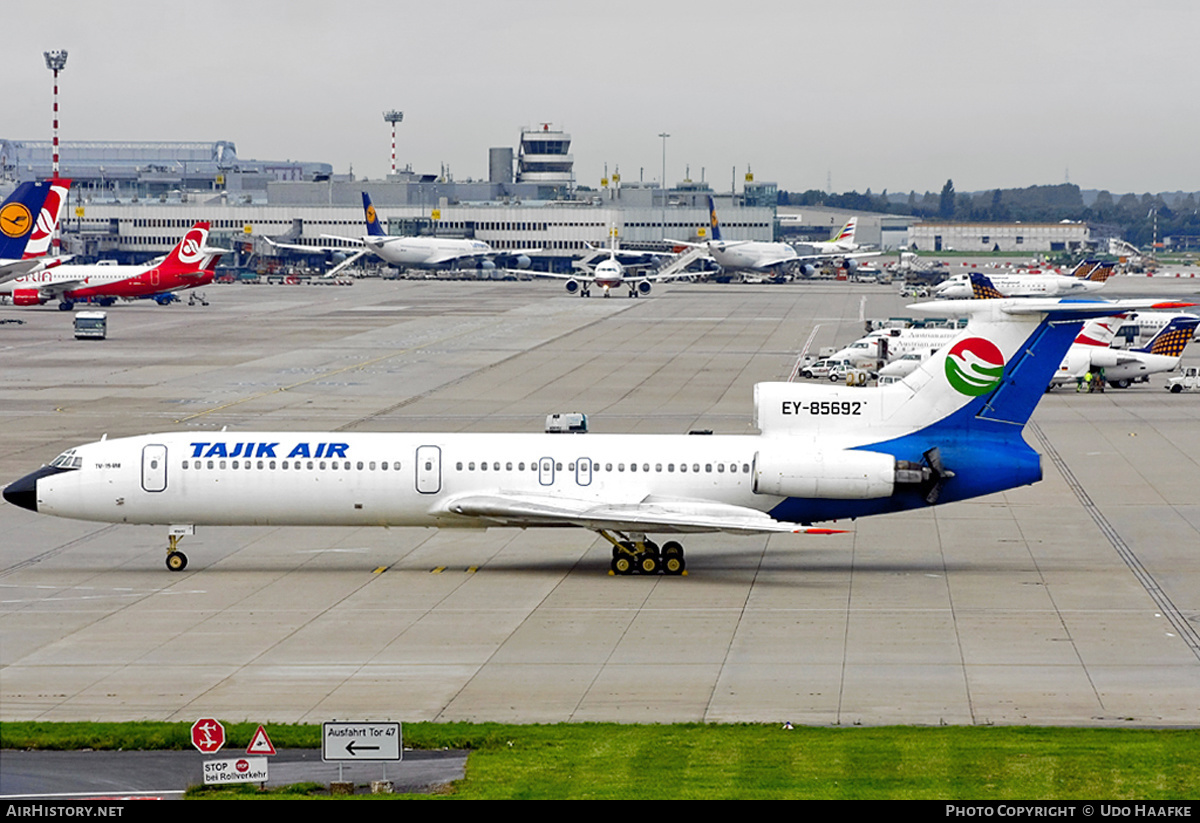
xmin=779 ymin=182 xmax=1200 ymax=249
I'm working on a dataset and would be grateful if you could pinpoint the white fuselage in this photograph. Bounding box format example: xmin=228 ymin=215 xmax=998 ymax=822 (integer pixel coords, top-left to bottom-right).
xmin=934 ymin=272 xmax=1103 ymax=298
xmin=34 ymin=431 xmax=773 ymax=529
xmin=707 ymin=240 xmax=797 ymax=272
xmin=1051 ymin=347 xmax=1179 ymax=385
xmin=365 ymin=236 xmax=493 ymax=268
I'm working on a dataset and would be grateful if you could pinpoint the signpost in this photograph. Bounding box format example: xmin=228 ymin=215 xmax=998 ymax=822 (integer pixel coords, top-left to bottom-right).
xmin=190 ymin=718 xmax=225 ymax=754
xmin=322 ymin=722 xmax=402 ymax=762
xmin=203 ymin=756 xmax=268 ymax=786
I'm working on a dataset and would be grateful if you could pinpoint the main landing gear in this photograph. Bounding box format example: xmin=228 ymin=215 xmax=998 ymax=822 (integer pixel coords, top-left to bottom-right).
xmin=599 ymin=530 xmax=686 ymax=576
xmin=164 ymin=525 xmax=194 ymax=571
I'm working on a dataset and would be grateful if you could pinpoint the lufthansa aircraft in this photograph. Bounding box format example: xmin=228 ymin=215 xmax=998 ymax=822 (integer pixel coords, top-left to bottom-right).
xmin=932 ymin=260 xmax=1115 ymax=298
xmin=267 ymin=192 xmax=538 ymax=277
xmin=5 ymin=296 xmax=1189 ymax=573
xmin=673 ymin=197 xmax=878 ymax=277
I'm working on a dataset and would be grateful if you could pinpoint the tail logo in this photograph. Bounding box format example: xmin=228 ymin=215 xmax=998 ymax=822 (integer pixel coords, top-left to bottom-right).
xmin=365 ymin=205 xmax=378 ymax=225
xmin=1 ymin=202 xmax=33 ymax=238
xmin=33 ymin=189 xmax=65 ymax=237
xmin=177 ymin=229 xmax=207 ymax=265
xmin=945 ymin=337 xmax=1005 ymax=396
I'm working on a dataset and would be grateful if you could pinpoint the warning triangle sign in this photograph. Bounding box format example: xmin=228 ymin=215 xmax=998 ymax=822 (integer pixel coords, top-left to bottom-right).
xmin=246 ymin=725 xmax=276 ymax=755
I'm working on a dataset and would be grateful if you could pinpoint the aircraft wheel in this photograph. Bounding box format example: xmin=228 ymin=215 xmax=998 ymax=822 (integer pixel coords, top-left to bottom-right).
xmin=58 ymin=301 xmax=74 ymax=311
xmin=662 ymin=541 xmax=683 ymax=558
xmin=166 ymin=551 xmax=188 ymax=572
xmin=662 ymin=555 xmax=686 ymax=576
xmin=1113 ymin=379 xmax=1130 ymax=389
xmin=611 ymin=556 xmax=635 ymax=576
xmin=638 ymin=554 xmax=660 ymax=575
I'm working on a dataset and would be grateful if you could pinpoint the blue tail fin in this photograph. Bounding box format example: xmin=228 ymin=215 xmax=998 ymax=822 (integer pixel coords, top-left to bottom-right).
xmin=706 ymin=196 xmax=723 ymax=242
xmin=1135 ymin=316 xmax=1199 ymax=356
xmin=361 ymin=192 xmax=386 ymax=237
xmin=968 ymin=271 xmax=1005 ymax=300
xmin=0 ymin=182 xmax=52 ymax=259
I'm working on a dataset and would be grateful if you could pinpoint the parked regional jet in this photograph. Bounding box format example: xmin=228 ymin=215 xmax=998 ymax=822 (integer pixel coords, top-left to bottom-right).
xmin=1049 ymin=314 xmax=1200 ymax=389
xmin=933 ymin=260 xmax=1115 ymax=298
xmin=673 ymin=197 xmax=878 ymax=277
xmin=0 ymin=180 xmax=71 ymax=282
xmin=267 ymin=193 xmax=538 ymax=277
xmin=5 ymin=296 xmax=1189 ymax=574
xmin=1 ymin=222 xmax=218 ymax=310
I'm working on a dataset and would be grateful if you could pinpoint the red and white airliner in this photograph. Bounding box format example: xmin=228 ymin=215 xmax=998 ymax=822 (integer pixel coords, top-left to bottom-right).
xmin=1 ymin=222 xmax=218 ymax=310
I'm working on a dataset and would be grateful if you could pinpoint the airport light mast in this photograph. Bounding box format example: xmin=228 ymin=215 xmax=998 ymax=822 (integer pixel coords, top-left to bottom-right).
xmin=44 ymin=51 xmax=68 ymax=178
xmin=658 ymin=131 xmax=669 ymax=238
xmin=383 ymin=110 xmax=404 ymax=175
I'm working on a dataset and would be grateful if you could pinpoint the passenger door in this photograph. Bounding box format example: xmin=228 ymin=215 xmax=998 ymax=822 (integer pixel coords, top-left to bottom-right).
xmin=141 ymin=444 xmax=168 ymax=493
xmin=415 ymin=445 xmax=441 ymax=494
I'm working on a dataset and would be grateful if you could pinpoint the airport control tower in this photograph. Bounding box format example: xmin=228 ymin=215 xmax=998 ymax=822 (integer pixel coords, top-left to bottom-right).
xmin=516 ymin=124 xmax=573 ymax=199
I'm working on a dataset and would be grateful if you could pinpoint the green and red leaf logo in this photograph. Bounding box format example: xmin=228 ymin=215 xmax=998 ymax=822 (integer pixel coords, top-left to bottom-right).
xmin=944 ymin=338 xmax=1005 ymax=396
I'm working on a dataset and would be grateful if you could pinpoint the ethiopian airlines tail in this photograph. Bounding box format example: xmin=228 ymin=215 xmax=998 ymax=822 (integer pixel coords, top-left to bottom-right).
xmin=361 ymin=192 xmax=387 ymax=237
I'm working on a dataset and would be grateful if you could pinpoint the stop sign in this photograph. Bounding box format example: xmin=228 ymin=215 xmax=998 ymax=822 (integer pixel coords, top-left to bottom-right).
xmin=191 ymin=718 xmax=225 ymax=753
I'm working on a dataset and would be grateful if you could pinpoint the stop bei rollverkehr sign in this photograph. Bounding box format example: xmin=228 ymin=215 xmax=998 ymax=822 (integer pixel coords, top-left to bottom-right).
xmin=191 ymin=718 xmax=225 ymax=753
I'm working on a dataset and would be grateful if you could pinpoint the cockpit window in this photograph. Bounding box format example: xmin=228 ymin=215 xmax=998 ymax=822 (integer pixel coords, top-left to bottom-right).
xmin=50 ymin=450 xmax=83 ymax=470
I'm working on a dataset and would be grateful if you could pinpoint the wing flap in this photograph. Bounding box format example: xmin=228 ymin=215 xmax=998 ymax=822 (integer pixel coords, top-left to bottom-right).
xmin=440 ymin=492 xmax=832 ymax=535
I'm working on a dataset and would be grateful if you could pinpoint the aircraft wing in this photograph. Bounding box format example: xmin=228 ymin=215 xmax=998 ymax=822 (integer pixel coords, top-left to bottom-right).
xmin=0 ymin=256 xmax=73 ymax=285
xmin=439 ymin=492 xmax=845 ymax=535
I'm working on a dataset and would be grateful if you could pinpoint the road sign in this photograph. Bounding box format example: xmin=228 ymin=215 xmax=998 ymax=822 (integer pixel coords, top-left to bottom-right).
xmin=322 ymin=722 xmax=402 ymax=762
xmin=191 ymin=718 xmax=225 ymax=754
xmin=247 ymin=724 xmax=276 ymax=755
xmin=203 ymin=756 xmax=268 ymax=785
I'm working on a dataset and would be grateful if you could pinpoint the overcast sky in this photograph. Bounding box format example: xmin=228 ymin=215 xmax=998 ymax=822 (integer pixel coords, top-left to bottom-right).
xmin=8 ymin=0 xmax=1197 ymax=196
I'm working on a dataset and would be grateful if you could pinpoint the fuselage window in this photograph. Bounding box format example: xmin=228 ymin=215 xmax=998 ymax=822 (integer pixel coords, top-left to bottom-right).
xmin=618 ymin=463 xmax=625 ymax=472
xmin=680 ymin=464 xmax=687 ymax=473
xmin=457 ymin=462 xmax=463 ymax=471
xmin=630 ymin=463 xmax=637 ymax=473
xmin=481 ymin=462 xmax=488 ymax=471
xmin=742 ymin=463 xmax=750 ymax=473
xmin=319 ymin=461 xmax=327 ymax=470
xmin=705 ymin=464 xmax=712 ymax=473
xmin=394 ymin=462 xmax=401 ymax=471
xmin=258 ymin=461 xmax=265 ymax=469
xmin=605 ymin=463 xmax=612 ymax=472
xmin=382 ymin=462 xmax=389 ymax=471
xmin=506 ymin=462 xmax=513 ymax=471
xmin=270 ymin=461 xmax=277 ymax=470
xmin=656 ymin=464 xmax=662 ymax=472
xmin=331 ymin=462 xmax=337 ymax=470
xmin=693 ymin=464 xmax=700 ymax=473
xmin=668 ymin=464 xmax=675 ymax=472
xmin=182 ymin=460 xmax=189 ymax=469
xmin=643 ymin=464 xmax=649 ymax=472
xmin=556 ymin=462 xmax=562 ymax=471
xmin=519 ymin=462 xmax=526 ymax=471
xmin=232 ymin=460 xmax=239 ymax=469
xmin=207 ymin=460 xmax=214 ymax=469
xmin=307 ymin=461 xmax=314 ymax=470
xmin=219 ymin=461 xmax=226 ymax=469
xmin=357 ymin=462 xmax=363 ymax=470
xmin=493 ymin=462 xmax=499 ymax=471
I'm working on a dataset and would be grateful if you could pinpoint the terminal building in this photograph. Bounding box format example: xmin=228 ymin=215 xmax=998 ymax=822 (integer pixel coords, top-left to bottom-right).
xmin=1 ymin=126 xmax=780 ymax=270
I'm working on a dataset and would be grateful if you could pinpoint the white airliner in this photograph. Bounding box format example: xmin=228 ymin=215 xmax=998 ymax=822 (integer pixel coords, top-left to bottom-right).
xmin=266 ymin=192 xmax=537 ymax=277
xmin=537 ymin=234 xmax=707 ymax=297
xmin=675 ymin=198 xmax=878 ymax=277
xmin=1050 ymin=314 xmax=1200 ymax=388
xmin=1 ymin=223 xmax=218 ymax=310
xmin=6 ymin=296 xmax=1189 ymax=574
xmin=932 ymin=260 xmax=1115 ymax=298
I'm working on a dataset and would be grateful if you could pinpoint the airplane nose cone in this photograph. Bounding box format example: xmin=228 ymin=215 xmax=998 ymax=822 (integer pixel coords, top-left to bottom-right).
xmin=3 ymin=465 xmax=61 ymax=513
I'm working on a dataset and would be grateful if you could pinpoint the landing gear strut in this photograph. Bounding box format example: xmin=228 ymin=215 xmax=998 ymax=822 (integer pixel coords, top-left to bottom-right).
xmin=164 ymin=525 xmax=194 ymax=571
xmin=600 ymin=530 xmax=686 ymax=576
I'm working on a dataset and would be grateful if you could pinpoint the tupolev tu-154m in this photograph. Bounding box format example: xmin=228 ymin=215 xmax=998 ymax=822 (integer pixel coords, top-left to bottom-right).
xmin=4 ymin=297 xmax=1190 ymax=574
